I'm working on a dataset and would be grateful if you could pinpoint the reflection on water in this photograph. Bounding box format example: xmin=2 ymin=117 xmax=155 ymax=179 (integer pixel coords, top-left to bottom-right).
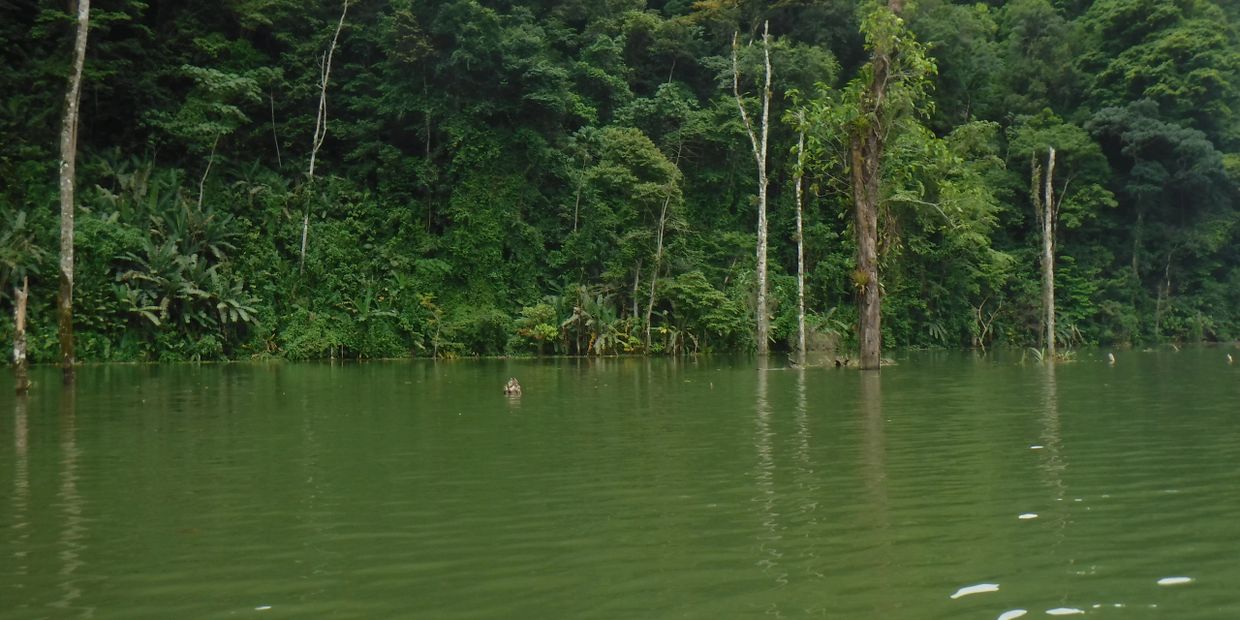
xmin=751 ymin=356 xmax=785 ymax=592
xmin=54 ymin=387 xmax=87 ymax=615
xmin=858 ymin=370 xmax=893 ymax=617
xmin=11 ymin=392 xmax=30 ymax=584
xmin=1 ymin=351 xmax=1240 ymax=618
xmin=792 ymin=368 xmax=818 ymax=528
xmin=1038 ymin=362 xmax=1069 ymax=542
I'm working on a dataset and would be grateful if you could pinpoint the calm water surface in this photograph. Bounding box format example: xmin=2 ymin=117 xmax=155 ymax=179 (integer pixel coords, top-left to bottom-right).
xmin=2 ymin=349 xmax=1239 ymax=619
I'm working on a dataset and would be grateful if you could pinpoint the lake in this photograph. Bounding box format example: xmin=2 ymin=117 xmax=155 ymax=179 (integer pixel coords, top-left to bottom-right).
xmin=2 ymin=349 xmax=1239 ymax=618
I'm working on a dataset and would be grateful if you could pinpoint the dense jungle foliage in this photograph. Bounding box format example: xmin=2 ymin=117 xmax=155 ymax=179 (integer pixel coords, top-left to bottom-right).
xmin=2 ymin=0 xmax=1238 ymax=360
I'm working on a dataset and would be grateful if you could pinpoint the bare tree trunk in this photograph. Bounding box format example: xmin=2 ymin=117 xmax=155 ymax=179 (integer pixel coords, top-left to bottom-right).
xmin=198 ymin=133 xmax=220 ymax=210
xmin=645 ymin=142 xmax=683 ymax=351
xmin=794 ymin=116 xmax=807 ymax=361
xmin=269 ymin=89 xmax=282 ymax=168
xmin=1155 ymin=250 xmax=1173 ymax=339
xmin=733 ymin=21 xmax=772 ymax=355
xmin=1031 ymin=153 xmax=1044 ymax=349
xmin=58 ymin=0 xmax=91 ymax=381
xmin=300 ymin=0 xmax=349 ymax=274
xmin=1042 ymin=146 xmax=1056 ymax=359
xmin=14 ymin=277 xmax=30 ymax=394
xmin=631 ymin=259 xmax=641 ymax=320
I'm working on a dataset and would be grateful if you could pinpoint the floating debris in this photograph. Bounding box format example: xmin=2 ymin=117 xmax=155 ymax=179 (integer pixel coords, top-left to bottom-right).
xmin=950 ymin=583 xmax=1000 ymax=599
xmin=1030 ymin=445 xmax=1044 ymax=450
xmin=255 ymin=606 xmax=272 ymax=611
xmin=1157 ymin=576 xmax=1193 ymax=586
xmin=1046 ymin=608 xmax=1085 ymax=615
xmin=998 ymin=610 xmax=1028 ymax=620
xmin=1019 ymin=513 xmax=1039 ymax=520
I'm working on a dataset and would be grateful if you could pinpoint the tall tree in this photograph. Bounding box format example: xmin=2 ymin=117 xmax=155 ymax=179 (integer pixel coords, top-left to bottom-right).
xmin=732 ymin=21 xmax=772 ymax=354
xmin=846 ymin=0 xmax=935 ymax=368
xmin=57 ymin=0 xmax=91 ymax=378
xmin=849 ymin=1 xmax=898 ymax=370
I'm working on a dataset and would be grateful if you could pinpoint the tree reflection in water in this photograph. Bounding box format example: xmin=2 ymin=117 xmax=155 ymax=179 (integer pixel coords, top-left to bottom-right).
xmin=860 ymin=371 xmax=893 ymax=616
xmin=54 ymin=386 xmax=88 ymax=614
xmin=752 ymin=356 xmax=787 ymax=592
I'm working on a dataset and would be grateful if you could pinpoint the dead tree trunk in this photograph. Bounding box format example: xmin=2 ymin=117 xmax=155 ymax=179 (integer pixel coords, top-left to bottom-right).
xmin=733 ymin=21 xmax=772 ymax=355
xmin=794 ymin=115 xmax=807 ymax=360
xmin=14 ymin=277 xmax=30 ymax=394
xmin=1042 ymin=146 xmax=1056 ymax=359
xmin=300 ymin=0 xmax=349 ymax=274
xmin=645 ymin=142 xmax=684 ymax=351
xmin=631 ymin=259 xmax=642 ymax=320
xmin=57 ymin=0 xmax=91 ymax=381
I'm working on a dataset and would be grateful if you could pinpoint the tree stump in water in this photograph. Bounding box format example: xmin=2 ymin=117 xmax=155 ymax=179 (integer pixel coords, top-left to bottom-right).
xmin=504 ymin=377 xmax=522 ymax=396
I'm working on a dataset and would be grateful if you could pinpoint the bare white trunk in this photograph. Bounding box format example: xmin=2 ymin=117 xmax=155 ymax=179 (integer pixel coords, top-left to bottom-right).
xmin=198 ymin=133 xmax=220 ymax=210
xmin=58 ymin=0 xmax=90 ymax=375
xmin=301 ymin=0 xmax=349 ymax=273
xmin=631 ymin=260 xmax=641 ymax=320
xmin=794 ymin=118 xmax=807 ymax=360
xmin=1042 ymin=146 xmax=1056 ymax=359
xmin=645 ymin=143 xmax=683 ymax=351
xmin=733 ymin=21 xmax=772 ymax=355
xmin=270 ymin=90 xmax=282 ymax=168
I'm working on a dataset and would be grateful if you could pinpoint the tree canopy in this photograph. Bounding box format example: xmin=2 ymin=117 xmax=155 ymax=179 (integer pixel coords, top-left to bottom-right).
xmin=1 ymin=0 xmax=1237 ymax=360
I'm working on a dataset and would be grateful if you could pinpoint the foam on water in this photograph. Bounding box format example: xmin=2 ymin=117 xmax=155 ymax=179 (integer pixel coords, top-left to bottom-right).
xmin=1157 ymin=576 xmax=1193 ymax=586
xmin=950 ymin=583 xmax=999 ymax=599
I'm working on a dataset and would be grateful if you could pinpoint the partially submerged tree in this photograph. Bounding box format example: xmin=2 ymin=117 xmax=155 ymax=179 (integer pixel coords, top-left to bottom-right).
xmin=11 ymin=276 xmax=30 ymax=393
xmin=732 ymin=21 xmax=773 ymax=355
xmin=57 ymin=0 xmax=91 ymax=379
xmin=2 ymin=209 xmax=46 ymax=394
xmin=1009 ymin=111 xmax=1116 ymax=348
xmin=793 ymin=109 xmax=808 ymax=360
xmin=846 ymin=0 xmax=933 ymax=369
xmin=1034 ymin=146 xmax=1057 ymax=358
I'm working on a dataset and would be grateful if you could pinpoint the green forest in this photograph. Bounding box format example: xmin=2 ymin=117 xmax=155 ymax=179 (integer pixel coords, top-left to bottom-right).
xmin=2 ymin=0 xmax=1238 ymax=362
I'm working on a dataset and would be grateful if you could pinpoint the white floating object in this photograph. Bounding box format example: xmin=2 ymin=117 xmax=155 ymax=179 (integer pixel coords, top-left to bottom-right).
xmin=1030 ymin=445 xmax=1044 ymax=450
xmin=1157 ymin=576 xmax=1193 ymax=586
xmin=1019 ymin=513 xmax=1039 ymax=520
xmin=950 ymin=583 xmax=1000 ymax=599
xmin=1046 ymin=608 xmax=1085 ymax=615
xmin=998 ymin=610 xmax=1028 ymax=620
xmin=255 ymin=606 xmax=272 ymax=611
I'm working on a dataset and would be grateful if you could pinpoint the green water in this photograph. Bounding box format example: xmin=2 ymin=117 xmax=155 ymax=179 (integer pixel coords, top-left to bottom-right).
xmin=2 ymin=350 xmax=1239 ymax=619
